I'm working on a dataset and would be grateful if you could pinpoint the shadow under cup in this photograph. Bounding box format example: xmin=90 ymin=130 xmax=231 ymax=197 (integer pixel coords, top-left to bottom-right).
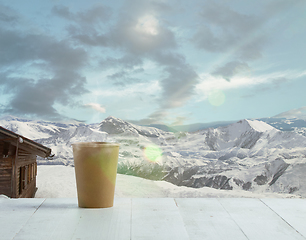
xmin=72 ymin=142 xmax=120 ymax=208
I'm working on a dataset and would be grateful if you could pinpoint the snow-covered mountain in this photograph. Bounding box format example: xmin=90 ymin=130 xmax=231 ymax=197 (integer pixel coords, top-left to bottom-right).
xmin=168 ymin=117 xmax=306 ymax=136
xmin=99 ymin=116 xmax=169 ymax=137
xmin=1 ymin=115 xmax=306 ymax=198
xmin=259 ymin=117 xmax=306 ymax=136
xmin=0 ymin=115 xmax=86 ymax=140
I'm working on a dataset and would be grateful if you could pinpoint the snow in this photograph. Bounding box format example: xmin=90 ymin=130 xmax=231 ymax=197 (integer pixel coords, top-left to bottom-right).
xmin=1 ymin=115 xmax=306 ymax=198
xmin=246 ymin=119 xmax=275 ymax=132
xmin=35 ymin=165 xmax=299 ymax=198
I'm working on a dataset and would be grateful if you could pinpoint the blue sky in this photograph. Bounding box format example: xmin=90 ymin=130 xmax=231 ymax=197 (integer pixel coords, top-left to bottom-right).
xmin=0 ymin=0 xmax=306 ymax=125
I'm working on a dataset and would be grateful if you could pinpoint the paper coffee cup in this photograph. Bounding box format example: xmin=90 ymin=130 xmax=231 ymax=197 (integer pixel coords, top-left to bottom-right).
xmin=72 ymin=142 xmax=120 ymax=208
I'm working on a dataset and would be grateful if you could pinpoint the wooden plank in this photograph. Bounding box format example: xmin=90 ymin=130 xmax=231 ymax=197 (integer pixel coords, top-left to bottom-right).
xmin=19 ymin=180 xmax=35 ymax=198
xmin=0 ymin=175 xmax=11 ymax=181
xmin=218 ymin=198 xmax=306 ymax=240
xmin=261 ymin=198 xmax=306 ymax=238
xmin=72 ymin=198 xmax=131 ymax=240
xmin=0 ymin=182 xmax=11 ymax=188
xmin=13 ymin=198 xmax=131 ymax=240
xmin=16 ymin=158 xmax=36 ymax=168
xmin=0 ymin=188 xmax=11 ymax=197
xmin=0 ymin=168 xmax=11 ymax=174
xmin=0 ymin=158 xmax=12 ymax=168
xmin=2 ymin=198 xmax=306 ymax=240
xmin=13 ymin=198 xmax=80 ymax=240
xmin=175 ymin=198 xmax=248 ymax=240
xmin=0 ymin=198 xmax=45 ymax=240
xmin=131 ymin=198 xmax=189 ymax=240
xmin=0 ymin=185 xmax=11 ymax=190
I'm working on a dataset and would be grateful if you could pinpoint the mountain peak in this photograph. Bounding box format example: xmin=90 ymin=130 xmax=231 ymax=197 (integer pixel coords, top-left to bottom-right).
xmin=198 ymin=119 xmax=277 ymax=151
xmin=99 ymin=116 xmax=168 ymax=137
xmin=239 ymin=119 xmax=275 ymax=132
xmin=99 ymin=116 xmax=129 ymax=134
xmin=0 ymin=115 xmax=31 ymax=122
xmin=104 ymin=116 xmax=121 ymax=121
xmin=101 ymin=116 xmax=126 ymax=124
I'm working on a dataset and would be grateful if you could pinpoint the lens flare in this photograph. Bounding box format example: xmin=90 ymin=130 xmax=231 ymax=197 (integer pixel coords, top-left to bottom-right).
xmin=135 ymin=15 xmax=159 ymax=36
xmin=143 ymin=144 xmax=163 ymax=163
xmin=208 ymin=89 xmax=225 ymax=106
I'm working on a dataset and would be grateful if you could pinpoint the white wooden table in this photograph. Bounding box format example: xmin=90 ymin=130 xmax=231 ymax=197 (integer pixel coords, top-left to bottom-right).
xmin=1 ymin=198 xmax=305 ymax=240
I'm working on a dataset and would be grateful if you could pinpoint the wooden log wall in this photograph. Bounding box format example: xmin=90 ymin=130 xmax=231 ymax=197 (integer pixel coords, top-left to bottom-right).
xmin=0 ymin=157 xmax=12 ymax=197
xmin=18 ymin=163 xmax=37 ymax=198
xmin=16 ymin=148 xmax=37 ymax=198
xmin=0 ymin=143 xmax=13 ymax=197
xmin=16 ymin=148 xmax=37 ymax=167
xmin=1 ymin=142 xmax=38 ymax=198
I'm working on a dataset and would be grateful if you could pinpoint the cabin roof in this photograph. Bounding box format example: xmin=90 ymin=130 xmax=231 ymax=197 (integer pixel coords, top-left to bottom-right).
xmin=0 ymin=126 xmax=52 ymax=158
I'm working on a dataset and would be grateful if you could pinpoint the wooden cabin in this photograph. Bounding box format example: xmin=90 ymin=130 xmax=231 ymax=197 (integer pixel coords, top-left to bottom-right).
xmin=0 ymin=126 xmax=52 ymax=198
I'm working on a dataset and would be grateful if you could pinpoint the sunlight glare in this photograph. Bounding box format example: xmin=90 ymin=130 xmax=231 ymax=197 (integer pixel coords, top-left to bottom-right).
xmin=135 ymin=15 xmax=159 ymax=36
xmin=208 ymin=89 xmax=226 ymax=106
xmin=143 ymin=144 xmax=163 ymax=163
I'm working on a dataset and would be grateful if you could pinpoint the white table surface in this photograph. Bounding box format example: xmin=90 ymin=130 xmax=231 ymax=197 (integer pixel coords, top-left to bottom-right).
xmin=0 ymin=198 xmax=305 ymax=240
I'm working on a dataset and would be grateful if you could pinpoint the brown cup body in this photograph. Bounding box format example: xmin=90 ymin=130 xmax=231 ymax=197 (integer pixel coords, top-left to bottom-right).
xmin=72 ymin=142 xmax=119 ymax=208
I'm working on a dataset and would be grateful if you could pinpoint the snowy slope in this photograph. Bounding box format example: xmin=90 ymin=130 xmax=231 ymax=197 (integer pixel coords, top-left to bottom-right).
xmin=193 ymin=119 xmax=274 ymax=150
xmin=1 ymin=115 xmax=306 ymax=198
xmin=259 ymin=117 xmax=306 ymax=135
xmin=99 ymin=116 xmax=171 ymax=137
xmin=35 ymin=165 xmax=297 ymax=198
xmin=0 ymin=115 xmax=83 ymax=140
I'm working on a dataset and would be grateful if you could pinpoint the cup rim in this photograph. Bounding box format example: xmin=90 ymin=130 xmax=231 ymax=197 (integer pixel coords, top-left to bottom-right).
xmin=71 ymin=142 xmax=119 ymax=147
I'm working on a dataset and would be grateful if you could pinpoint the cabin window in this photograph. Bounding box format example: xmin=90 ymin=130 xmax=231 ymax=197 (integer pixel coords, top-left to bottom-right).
xmin=28 ymin=163 xmax=35 ymax=183
xmin=19 ymin=166 xmax=25 ymax=194
xmin=28 ymin=165 xmax=31 ymax=184
xmin=34 ymin=162 xmax=37 ymax=177
xmin=2 ymin=142 xmax=9 ymax=158
xmin=19 ymin=164 xmax=36 ymax=195
xmin=19 ymin=166 xmax=28 ymax=193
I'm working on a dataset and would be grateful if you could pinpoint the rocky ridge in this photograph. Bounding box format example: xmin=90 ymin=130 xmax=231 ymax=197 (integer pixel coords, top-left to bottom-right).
xmin=1 ymin=115 xmax=306 ymax=197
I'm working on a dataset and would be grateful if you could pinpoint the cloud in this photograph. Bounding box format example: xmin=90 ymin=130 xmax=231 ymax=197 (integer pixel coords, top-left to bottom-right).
xmin=52 ymin=4 xmax=111 ymax=24
xmin=1 ymin=71 xmax=88 ymax=120
xmin=274 ymin=106 xmax=306 ymax=119
xmin=107 ymin=71 xmax=128 ymax=81
xmin=150 ymin=52 xmax=199 ymax=107
xmin=130 ymin=110 xmax=169 ymax=125
xmin=2 ymin=78 xmax=60 ymax=118
xmin=58 ymin=1 xmax=198 ymax=119
xmin=0 ymin=4 xmax=19 ymax=24
xmin=171 ymin=116 xmax=188 ymax=126
xmin=0 ymin=27 xmax=87 ymax=68
xmin=106 ymin=70 xmax=143 ymax=86
xmin=83 ymin=103 xmax=106 ymax=113
xmin=265 ymin=0 xmax=306 ymax=16
xmin=126 ymin=52 xmax=199 ymax=124
xmin=192 ymin=2 xmax=266 ymax=60
xmin=153 ymin=51 xmax=186 ymax=67
xmin=52 ymin=4 xmax=112 ymax=48
xmin=196 ymin=69 xmax=306 ymax=102
xmin=159 ymin=65 xmax=199 ymax=108
xmin=1 ymin=1 xmax=200 ymax=124
xmin=105 ymin=14 xmax=176 ymax=55
xmin=60 ymin=1 xmax=176 ymax=55
xmin=130 ymin=109 xmax=190 ymax=126
xmin=212 ymin=61 xmax=251 ymax=81
xmin=100 ymin=55 xmax=143 ymax=70
xmin=0 ymin=20 xmax=88 ymax=120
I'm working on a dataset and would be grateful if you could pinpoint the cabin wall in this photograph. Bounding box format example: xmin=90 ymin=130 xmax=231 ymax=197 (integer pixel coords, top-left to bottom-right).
xmin=16 ymin=149 xmax=37 ymax=198
xmin=18 ymin=162 xmax=37 ymax=198
xmin=0 ymin=142 xmax=38 ymax=198
xmin=0 ymin=156 xmax=12 ymax=197
xmin=0 ymin=142 xmax=14 ymax=197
